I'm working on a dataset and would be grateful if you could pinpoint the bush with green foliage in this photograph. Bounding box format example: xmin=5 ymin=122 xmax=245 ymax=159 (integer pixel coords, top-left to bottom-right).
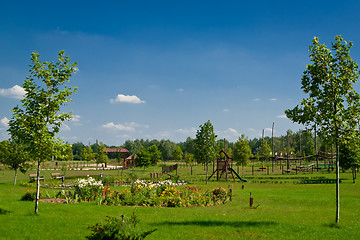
xmin=86 ymin=209 xmax=156 ymax=240
xmin=20 ymin=190 xmax=43 ymax=201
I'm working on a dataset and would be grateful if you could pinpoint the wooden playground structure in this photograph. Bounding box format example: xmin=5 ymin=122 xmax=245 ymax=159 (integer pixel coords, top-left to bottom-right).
xmin=208 ymin=147 xmax=247 ymax=182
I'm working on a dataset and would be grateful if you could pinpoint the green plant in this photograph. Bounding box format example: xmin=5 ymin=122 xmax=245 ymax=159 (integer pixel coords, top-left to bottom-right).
xmin=86 ymin=209 xmax=156 ymax=240
xmin=73 ymin=177 xmax=104 ymax=201
xmin=20 ymin=190 xmax=42 ymax=201
xmin=212 ymin=187 xmax=229 ymax=204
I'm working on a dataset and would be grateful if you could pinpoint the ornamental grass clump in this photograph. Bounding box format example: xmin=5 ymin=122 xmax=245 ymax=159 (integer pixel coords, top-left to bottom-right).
xmin=74 ymin=177 xmax=104 ymax=202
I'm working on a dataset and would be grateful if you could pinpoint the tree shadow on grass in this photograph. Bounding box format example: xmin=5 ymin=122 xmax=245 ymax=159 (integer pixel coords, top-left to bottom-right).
xmin=154 ymin=220 xmax=277 ymax=228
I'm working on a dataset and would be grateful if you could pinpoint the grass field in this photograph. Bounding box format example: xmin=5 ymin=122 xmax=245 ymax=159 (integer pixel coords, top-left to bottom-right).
xmin=0 ymin=162 xmax=359 ymax=239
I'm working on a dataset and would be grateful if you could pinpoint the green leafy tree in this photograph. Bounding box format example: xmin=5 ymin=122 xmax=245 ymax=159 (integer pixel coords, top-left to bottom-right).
xmin=96 ymin=142 xmax=109 ymax=166
xmin=148 ymin=144 xmax=162 ymax=171
xmin=135 ymin=146 xmax=151 ymax=169
xmin=300 ymin=130 xmax=316 ymax=157
xmin=194 ymin=120 xmax=217 ymax=184
xmin=285 ymin=35 xmax=360 ymax=223
xmin=124 ymin=140 xmax=143 ymax=155
xmin=172 ymin=145 xmax=183 ymax=162
xmin=58 ymin=143 xmax=73 ymax=161
xmin=158 ymin=139 xmax=176 ymax=160
xmin=0 ymin=140 xmax=30 ymax=185
xmin=82 ymin=146 xmax=94 ymax=166
xmin=7 ymin=50 xmax=77 ymax=213
xmin=181 ymin=137 xmax=195 ymax=155
xmin=261 ymin=141 xmax=272 ymax=161
xmin=233 ymin=135 xmax=252 ymax=167
xmin=339 ymin=137 xmax=360 ymax=183
xmin=184 ymin=152 xmax=195 ymax=175
xmin=72 ymin=142 xmax=85 ymax=159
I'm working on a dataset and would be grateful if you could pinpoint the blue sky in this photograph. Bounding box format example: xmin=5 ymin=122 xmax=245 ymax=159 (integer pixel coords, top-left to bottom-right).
xmin=1 ymin=0 xmax=360 ymax=145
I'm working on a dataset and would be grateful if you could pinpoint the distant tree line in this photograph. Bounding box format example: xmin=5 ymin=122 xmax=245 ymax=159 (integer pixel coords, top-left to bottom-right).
xmin=69 ymin=129 xmax=335 ymax=163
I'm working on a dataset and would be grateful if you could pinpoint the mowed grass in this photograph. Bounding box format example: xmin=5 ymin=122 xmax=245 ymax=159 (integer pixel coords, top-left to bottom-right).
xmin=0 ymin=164 xmax=359 ymax=240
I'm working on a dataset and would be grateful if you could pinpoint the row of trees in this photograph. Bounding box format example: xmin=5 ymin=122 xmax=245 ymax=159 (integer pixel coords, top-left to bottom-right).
xmin=68 ymin=129 xmax=326 ymax=163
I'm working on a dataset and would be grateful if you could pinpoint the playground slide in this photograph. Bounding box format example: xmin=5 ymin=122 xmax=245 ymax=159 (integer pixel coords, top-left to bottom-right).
xmin=229 ymin=167 xmax=247 ymax=182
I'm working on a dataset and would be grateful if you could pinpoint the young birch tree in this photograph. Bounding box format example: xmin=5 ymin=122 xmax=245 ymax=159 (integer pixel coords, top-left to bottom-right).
xmin=285 ymin=35 xmax=360 ymax=223
xmin=8 ymin=50 xmax=77 ymax=214
xmin=194 ymin=120 xmax=217 ymax=184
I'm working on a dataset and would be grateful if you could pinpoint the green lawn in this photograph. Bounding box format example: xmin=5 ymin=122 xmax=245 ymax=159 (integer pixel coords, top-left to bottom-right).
xmin=0 ymin=163 xmax=359 ymax=239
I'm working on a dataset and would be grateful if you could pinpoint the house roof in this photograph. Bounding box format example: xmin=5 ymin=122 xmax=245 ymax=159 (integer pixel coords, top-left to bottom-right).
xmin=104 ymin=148 xmax=129 ymax=153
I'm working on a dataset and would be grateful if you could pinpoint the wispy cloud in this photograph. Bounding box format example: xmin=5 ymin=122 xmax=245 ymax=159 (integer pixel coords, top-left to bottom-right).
xmin=276 ymin=114 xmax=288 ymax=119
xmin=0 ymin=85 xmax=25 ymax=99
xmin=61 ymin=124 xmax=71 ymax=131
xmin=265 ymin=127 xmax=273 ymax=133
xmin=270 ymin=98 xmax=278 ymax=101
xmin=176 ymin=127 xmax=197 ymax=135
xmin=252 ymin=98 xmax=261 ymax=102
xmin=223 ymin=109 xmax=230 ymax=112
xmin=177 ymin=88 xmax=184 ymax=92
xmin=110 ymin=94 xmax=146 ymax=104
xmin=70 ymin=114 xmax=82 ymax=126
xmin=101 ymin=122 xmax=149 ymax=132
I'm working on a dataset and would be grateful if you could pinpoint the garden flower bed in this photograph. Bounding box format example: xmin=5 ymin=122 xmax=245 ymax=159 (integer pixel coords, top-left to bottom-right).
xmin=54 ymin=177 xmax=232 ymax=207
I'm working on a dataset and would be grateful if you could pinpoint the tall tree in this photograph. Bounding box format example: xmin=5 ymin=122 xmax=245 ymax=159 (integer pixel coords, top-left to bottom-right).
xmin=81 ymin=145 xmax=94 ymax=166
xmin=194 ymin=120 xmax=217 ymax=184
xmin=135 ymin=146 xmax=151 ymax=169
xmin=0 ymin=140 xmax=30 ymax=185
xmin=233 ymin=134 xmax=253 ymax=168
xmin=172 ymin=145 xmax=183 ymax=162
xmin=8 ymin=50 xmax=77 ymax=214
xmin=285 ymin=35 xmax=360 ymax=223
xmin=72 ymin=142 xmax=85 ymax=158
xmin=58 ymin=143 xmax=74 ymax=161
xmin=261 ymin=141 xmax=272 ymax=161
xmin=148 ymin=144 xmax=162 ymax=168
xmin=184 ymin=152 xmax=195 ymax=175
xmin=96 ymin=142 xmax=109 ymax=167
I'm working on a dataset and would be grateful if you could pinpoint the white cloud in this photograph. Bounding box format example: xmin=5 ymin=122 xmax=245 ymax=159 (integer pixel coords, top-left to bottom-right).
xmin=176 ymin=127 xmax=197 ymax=135
xmin=226 ymin=128 xmax=238 ymax=134
xmin=61 ymin=124 xmax=71 ymax=131
xmin=177 ymin=88 xmax=184 ymax=92
xmin=70 ymin=114 xmax=82 ymax=126
xmin=101 ymin=122 xmax=149 ymax=132
xmin=110 ymin=94 xmax=146 ymax=104
xmin=265 ymin=127 xmax=273 ymax=133
xmin=223 ymin=109 xmax=230 ymax=112
xmin=252 ymin=98 xmax=261 ymax=102
xmin=277 ymin=115 xmax=288 ymax=119
xmin=270 ymin=98 xmax=278 ymax=101
xmin=71 ymin=114 xmax=81 ymax=122
xmin=0 ymin=85 xmax=25 ymax=99
xmin=0 ymin=117 xmax=9 ymax=127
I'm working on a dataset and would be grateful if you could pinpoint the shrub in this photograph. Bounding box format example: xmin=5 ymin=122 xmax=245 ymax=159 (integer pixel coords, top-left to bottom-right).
xmin=212 ymin=187 xmax=230 ymax=204
xmin=20 ymin=190 xmax=42 ymax=201
xmin=86 ymin=209 xmax=156 ymax=240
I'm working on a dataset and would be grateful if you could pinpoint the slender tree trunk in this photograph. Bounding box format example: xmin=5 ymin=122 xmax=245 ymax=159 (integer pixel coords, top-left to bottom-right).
xmin=335 ymin=146 xmax=340 ymax=223
xmin=35 ymin=158 xmax=41 ymax=214
xmin=353 ymin=168 xmax=356 ymax=183
xmin=14 ymin=169 xmax=17 ymax=185
xmin=206 ymin=163 xmax=208 ymax=184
